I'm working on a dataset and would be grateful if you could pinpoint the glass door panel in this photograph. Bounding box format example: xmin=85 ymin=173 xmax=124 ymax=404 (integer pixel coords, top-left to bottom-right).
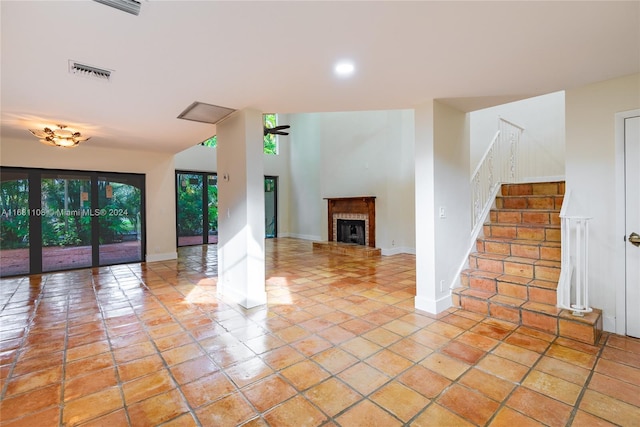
xmin=177 ymin=173 xmax=204 ymax=246
xmin=0 ymin=172 xmax=30 ymax=276
xmin=265 ymin=177 xmax=277 ymax=238
xmin=41 ymin=174 xmax=92 ymax=272
xmin=98 ymin=175 xmax=143 ymax=265
xmin=207 ymin=175 xmax=218 ymax=244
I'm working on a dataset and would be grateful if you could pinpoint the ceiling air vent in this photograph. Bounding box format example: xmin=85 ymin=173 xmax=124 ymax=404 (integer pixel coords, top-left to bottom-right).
xmin=69 ymin=61 xmax=113 ymax=81
xmin=93 ymin=0 xmax=141 ymax=16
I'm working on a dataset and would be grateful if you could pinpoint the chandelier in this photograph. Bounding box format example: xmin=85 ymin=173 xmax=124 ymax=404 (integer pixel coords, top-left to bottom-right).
xmin=28 ymin=124 xmax=91 ymax=148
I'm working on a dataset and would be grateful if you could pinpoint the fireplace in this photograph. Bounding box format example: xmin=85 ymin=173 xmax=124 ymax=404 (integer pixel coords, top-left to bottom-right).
xmin=337 ymin=219 xmax=366 ymax=245
xmin=325 ymin=196 xmax=376 ymax=248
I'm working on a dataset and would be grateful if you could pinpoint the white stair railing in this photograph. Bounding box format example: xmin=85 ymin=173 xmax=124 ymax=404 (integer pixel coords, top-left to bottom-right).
xmin=557 ymin=189 xmax=592 ymax=315
xmin=471 ymin=118 xmax=525 ymax=234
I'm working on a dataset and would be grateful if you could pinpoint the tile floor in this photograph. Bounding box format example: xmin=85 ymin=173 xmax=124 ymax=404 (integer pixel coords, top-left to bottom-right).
xmin=1 ymin=238 xmax=639 ymax=426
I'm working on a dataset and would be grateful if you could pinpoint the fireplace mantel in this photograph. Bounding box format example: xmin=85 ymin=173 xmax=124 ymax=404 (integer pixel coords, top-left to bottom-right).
xmin=325 ymin=196 xmax=376 ymax=248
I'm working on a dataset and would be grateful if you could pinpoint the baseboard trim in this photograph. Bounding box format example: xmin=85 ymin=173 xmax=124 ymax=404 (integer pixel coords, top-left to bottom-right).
xmin=415 ymin=293 xmax=452 ymax=314
xmin=146 ymin=252 xmax=177 ymax=262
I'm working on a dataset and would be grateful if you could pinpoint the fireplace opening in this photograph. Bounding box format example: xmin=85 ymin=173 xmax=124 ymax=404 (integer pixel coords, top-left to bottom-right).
xmin=337 ymin=219 xmax=366 ymax=245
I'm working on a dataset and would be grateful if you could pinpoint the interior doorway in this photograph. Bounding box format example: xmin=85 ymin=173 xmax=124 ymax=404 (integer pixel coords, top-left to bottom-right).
xmin=624 ymin=114 xmax=640 ymax=338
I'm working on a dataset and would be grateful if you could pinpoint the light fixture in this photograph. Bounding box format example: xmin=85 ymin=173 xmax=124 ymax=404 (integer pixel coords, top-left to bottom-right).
xmin=28 ymin=124 xmax=91 ymax=148
xmin=334 ymin=60 xmax=355 ymax=77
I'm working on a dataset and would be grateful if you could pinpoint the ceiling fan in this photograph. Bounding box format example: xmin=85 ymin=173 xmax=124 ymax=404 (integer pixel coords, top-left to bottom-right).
xmin=264 ymin=125 xmax=290 ymax=136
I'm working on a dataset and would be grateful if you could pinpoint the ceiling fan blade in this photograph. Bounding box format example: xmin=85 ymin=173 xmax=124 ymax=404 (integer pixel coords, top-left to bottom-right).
xmin=271 ymin=125 xmax=290 ymax=131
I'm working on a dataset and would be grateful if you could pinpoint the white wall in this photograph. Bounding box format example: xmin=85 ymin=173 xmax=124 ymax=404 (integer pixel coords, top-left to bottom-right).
xmin=0 ymin=138 xmax=177 ymax=261
xmin=565 ymin=73 xmax=640 ymax=332
xmin=286 ymin=109 xmax=415 ymax=253
xmin=470 ymin=91 xmax=565 ymax=181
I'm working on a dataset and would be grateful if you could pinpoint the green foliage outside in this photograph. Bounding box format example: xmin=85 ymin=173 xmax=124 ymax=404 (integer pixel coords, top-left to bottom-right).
xmin=200 ymin=113 xmax=278 ymax=154
xmin=0 ymin=178 xmax=30 ymax=249
xmin=0 ymin=177 xmax=142 ymax=249
xmin=177 ymin=174 xmax=204 ymax=237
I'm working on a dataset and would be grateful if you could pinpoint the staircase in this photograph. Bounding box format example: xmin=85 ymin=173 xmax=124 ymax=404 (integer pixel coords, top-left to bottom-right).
xmin=452 ymin=181 xmax=603 ymax=345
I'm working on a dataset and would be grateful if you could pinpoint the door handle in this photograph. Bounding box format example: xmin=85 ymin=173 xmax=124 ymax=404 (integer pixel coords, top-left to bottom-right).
xmin=630 ymin=232 xmax=640 ymax=247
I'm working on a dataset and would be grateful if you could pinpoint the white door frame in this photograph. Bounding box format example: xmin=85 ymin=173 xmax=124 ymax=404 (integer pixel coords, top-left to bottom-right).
xmin=615 ymin=109 xmax=640 ymax=336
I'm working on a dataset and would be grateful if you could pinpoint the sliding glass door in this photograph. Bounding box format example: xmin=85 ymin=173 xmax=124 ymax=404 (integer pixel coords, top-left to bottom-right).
xmin=176 ymin=172 xmax=277 ymax=246
xmin=0 ymin=167 xmax=145 ymax=277
xmin=0 ymin=171 xmax=30 ymax=276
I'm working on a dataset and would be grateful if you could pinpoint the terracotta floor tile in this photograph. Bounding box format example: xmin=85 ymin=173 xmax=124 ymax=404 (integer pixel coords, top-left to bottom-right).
xmin=311 ymin=347 xmax=359 ymax=375
xmin=588 ymin=372 xmax=640 ymax=406
xmin=409 ymin=329 xmax=451 ymax=349
xmin=180 ymin=371 xmax=236 ymax=408
xmin=62 ymin=386 xmax=124 ymax=426
xmin=570 ymin=410 xmax=619 ymax=427
xmin=456 ymin=331 xmax=500 ymax=351
xmin=411 ymin=403 xmax=474 ymax=427
xmin=362 ymin=327 xmax=403 ymax=347
xmin=579 ymin=389 xmax=640 ymax=426
xmin=522 ymin=370 xmax=582 ymax=405
xmin=0 ymin=406 xmax=60 ymax=427
xmin=420 ymin=353 xmax=470 ymax=381
xmin=437 ymin=383 xmax=500 ymax=425
xmin=601 ymin=345 xmax=640 ymax=368
xmin=3 ymin=365 xmax=62 ymax=397
xmin=128 ymin=388 xmax=190 ymax=427
xmin=226 ymin=357 xmax=274 ymax=388
xmin=337 ymin=362 xmax=390 ymax=395
xmin=492 ymin=342 xmax=541 ymax=366
xmin=242 ymin=374 xmax=297 ymax=412
xmin=535 ymin=355 xmax=591 ymax=386
xmin=195 ymin=392 xmax=257 ymax=426
xmin=546 ymin=343 xmax=598 ymax=369
xmin=365 ymin=349 xmax=413 ymax=376
xmin=281 ymin=360 xmax=331 ymax=391
xmin=170 ymin=354 xmax=219 ymax=385
xmin=341 ymin=336 xmax=383 ymax=359
xmin=459 ymin=368 xmax=516 ymax=401
xmin=489 ymin=407 xmax=545 ymax=427
xmin=263 ymin=394 xmax=328 ymax=427
xmin=64 ymin=367 xmax=118 ymax=402
xmin=441 ymin=340 xmax=486 ymax=364
xmin=476 ymin=354 xmax=529 ymax=382
xmin=370 ymin=381 xmax=430 ymax=422
xmin=122 ymin=370 xmax=176 ymax=405
xmin=0 ymin=383 xmax=61 ymax=422
xmin=262 ymin=345 xmax=305 ymax=370
xmin=595 ymin=357 xmax=640 ymax=386
xmin=507 ymin=387 xmax=572 ymax=427
xmin=3 ymin=240 xmax=640 ymax=426
xmin=335 ymin=399 xmax=403 ymax=427
xmin=398 ymin=364 xmax=451 ymax=398
xmin=291 ymin=334 xmax=333 ymax=357
xmin=304 ymin=377 xmax=362 ymax=416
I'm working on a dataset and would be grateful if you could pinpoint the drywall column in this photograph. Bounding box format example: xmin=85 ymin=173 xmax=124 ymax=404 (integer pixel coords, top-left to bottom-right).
xmin=414 ymin=101 xmax=440 ymax=313
xmin=216 ymin=109 xmax=267 ymax=308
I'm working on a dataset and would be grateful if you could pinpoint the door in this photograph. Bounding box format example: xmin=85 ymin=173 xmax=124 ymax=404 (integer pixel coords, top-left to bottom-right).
xmin=625 ymin=115 xmax=640 ymax=338
xmin=265 ymin=176 xmax=277 ymax=238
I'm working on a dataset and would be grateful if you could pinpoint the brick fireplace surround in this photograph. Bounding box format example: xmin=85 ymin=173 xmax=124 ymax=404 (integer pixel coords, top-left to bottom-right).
xmin=325 ymin=196 xmax=376 ymax=248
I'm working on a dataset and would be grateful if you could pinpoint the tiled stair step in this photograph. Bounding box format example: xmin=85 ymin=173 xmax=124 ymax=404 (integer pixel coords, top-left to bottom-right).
xmin=489 ymin=209 xmax=560 ymax=225
xmin=460 ymin=270 xmax=558 ymax=305
xmin=452 ymin=287 xmax=603 ymax=345
xmin=501 ymin=182 xmax=566 ymax=197
xmin=476 ymin=237 xmax=561 ymax=261
xmin=468 ymin=253 xmax=561 ymax=281
xmin=483 ymin=223 xmax=561 ymax=242
xmin=495 ymin=194 xmax=564 ymax=210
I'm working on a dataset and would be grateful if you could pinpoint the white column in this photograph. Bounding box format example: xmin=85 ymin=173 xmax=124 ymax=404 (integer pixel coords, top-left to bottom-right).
xmin=414 ymin=101 xmax=441 ymax=313
xmin=216 ymin=109 xmax=267 ymax=308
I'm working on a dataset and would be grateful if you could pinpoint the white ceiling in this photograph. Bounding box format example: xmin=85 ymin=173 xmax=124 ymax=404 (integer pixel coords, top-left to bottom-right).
xmin=2 ymin=1 xmax=639 ymax=154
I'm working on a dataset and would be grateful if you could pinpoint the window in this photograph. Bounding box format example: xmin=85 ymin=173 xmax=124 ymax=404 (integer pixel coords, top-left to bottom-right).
xmin=199 ymin=114 xmax=278 ymax=154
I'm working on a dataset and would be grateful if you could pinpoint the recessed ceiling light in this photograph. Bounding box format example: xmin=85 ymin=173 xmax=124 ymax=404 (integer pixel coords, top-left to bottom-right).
xmin=334 ymin=61 xmax=355 ymax=77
